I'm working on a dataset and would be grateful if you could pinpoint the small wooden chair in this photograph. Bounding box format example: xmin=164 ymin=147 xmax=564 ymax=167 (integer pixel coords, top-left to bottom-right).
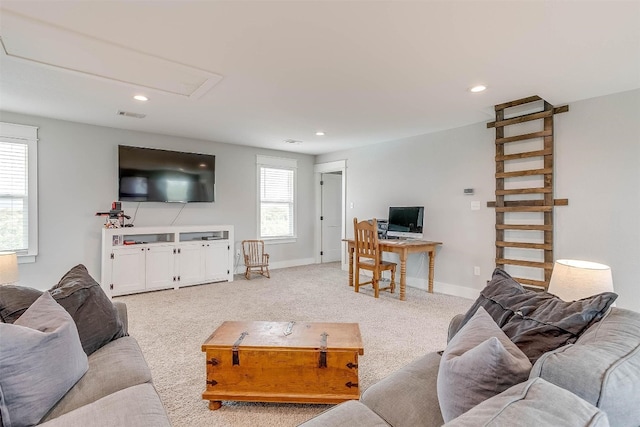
xmin=242 ymin=240 xmax=270 ymax=280
xmin=353 ymin=218 xmax=396 ymax=298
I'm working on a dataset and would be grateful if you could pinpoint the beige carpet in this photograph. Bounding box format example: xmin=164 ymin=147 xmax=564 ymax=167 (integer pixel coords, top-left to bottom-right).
xmin=116 ymin=262 xmax=473 ymax=427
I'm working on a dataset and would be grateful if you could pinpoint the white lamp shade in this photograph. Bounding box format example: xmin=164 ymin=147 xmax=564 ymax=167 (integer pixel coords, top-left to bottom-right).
xmin=548 ymin=259 xmax=614 ymax=301
xmin=0 ymin=252 xmax=19 ymax=285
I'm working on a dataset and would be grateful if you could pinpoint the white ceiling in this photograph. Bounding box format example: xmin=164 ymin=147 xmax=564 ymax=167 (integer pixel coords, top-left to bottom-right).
xmin=1 ymin=1 xmax=639 ymax=155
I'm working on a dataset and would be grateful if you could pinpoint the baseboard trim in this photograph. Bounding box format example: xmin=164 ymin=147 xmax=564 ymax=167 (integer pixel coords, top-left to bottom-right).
xmin=340 ymin=262 xmax=478 ymax=301
xmin=234 ymin=258 xmax=316 ymax=275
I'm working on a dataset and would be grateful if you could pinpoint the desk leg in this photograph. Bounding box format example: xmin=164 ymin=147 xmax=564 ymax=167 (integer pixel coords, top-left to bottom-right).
xmin=348 ymin=246 xmax=354 ymax=287
xmin=399 ymin=252 xmax=407 ymax=301
xmin=428 ymin=250 xmax=435 ymax=293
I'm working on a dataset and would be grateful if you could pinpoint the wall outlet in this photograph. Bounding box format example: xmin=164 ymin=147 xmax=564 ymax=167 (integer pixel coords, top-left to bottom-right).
xmin=236 ymin=249 xmax=241 ymax=257
xmin=474 ymin=266 xmax=481 ymax=276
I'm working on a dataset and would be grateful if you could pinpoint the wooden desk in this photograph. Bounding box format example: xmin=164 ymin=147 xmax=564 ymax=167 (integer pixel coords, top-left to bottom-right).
xmin=344 ymin=239 xmax=442 ymax=301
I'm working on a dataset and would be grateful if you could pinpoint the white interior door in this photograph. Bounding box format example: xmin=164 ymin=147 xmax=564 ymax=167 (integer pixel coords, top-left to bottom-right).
xmin=321 ymin=173 xmax=342 ymax=263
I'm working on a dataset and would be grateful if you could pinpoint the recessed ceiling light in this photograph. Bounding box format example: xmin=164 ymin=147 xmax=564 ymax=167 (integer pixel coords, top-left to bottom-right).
xmin=133 ymin=95 xmax=149 ymax=101
xmin=469 ymin=85 xmax=487 ymax=93
xmin=315 ymin=131 xmax=325 ymax=136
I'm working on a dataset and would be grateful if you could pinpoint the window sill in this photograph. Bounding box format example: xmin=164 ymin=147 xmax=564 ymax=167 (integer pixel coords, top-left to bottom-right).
xmin=261 ymin=237 xmax=297 ymax=245
xmin=17 ymin=254 xmax=36 ymax=264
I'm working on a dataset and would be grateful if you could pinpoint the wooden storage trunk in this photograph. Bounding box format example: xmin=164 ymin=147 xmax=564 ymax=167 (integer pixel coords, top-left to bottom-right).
xmin=201 ymin=321 xmax=364 ymax=409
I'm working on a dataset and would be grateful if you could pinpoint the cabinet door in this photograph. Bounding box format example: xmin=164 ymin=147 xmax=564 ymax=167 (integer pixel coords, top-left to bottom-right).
xmin=145 ymin=245 xmax=175 ymax=290
xmin=177 ymin=243 xmax=205 ymax=285
xmin=111 ymin=247 xmax=146 ymax=296
xmin=203 ymin=242 xmax=229 ymax=282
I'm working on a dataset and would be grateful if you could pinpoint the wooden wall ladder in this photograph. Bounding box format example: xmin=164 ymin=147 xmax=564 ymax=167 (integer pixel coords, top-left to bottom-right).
xmin=487 ymin=96 xmax=568 ymax=290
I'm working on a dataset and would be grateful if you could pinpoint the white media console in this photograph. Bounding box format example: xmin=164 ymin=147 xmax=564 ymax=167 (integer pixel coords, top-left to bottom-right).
xmin=101 ymin=225 xmax=234 ymax=297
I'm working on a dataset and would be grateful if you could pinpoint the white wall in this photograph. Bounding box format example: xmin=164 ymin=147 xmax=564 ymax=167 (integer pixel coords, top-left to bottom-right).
xmin=0 ymin=112 xmax=317 ymax=288
xmin=318 ymin=89 xmax=640 ymax=311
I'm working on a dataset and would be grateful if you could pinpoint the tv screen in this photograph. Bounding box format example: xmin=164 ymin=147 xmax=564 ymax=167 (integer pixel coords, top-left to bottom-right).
xmin=118 ymin=145 xmax=215 ymax=202
xmin=387 ymin=206 xmax=424 ymax=239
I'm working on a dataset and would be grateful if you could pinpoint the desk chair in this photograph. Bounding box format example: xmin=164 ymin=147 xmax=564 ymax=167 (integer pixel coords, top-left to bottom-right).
xmin=242 ymin=240 xmax=270 ymax=279
xmin=353 ymin=218 xmax=396 ymax=298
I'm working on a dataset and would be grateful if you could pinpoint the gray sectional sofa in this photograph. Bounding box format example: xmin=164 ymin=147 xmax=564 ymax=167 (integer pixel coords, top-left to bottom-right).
xmin=301 ymin=270 xmax=640 ymax=427
xmin=37 ymin=301 xmax=171 ymax=426
xmin=0 ymin=265 xmax=171 ymax=427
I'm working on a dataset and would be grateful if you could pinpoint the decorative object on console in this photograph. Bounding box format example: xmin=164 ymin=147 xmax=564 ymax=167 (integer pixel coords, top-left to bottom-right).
xmin=0 ymin=251 xmax=19 ymax=285
xmin=548 ymin=259 xmax=614 ymax=301
xmin=453 ymin=268 xmax=617 ymax=364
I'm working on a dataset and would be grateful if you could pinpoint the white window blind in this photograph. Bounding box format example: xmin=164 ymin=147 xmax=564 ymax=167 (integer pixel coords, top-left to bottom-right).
xmin=257 ymin=156 xmax=296 ymax=240
xmin=0 ymin=122 xmax=38 ymax=260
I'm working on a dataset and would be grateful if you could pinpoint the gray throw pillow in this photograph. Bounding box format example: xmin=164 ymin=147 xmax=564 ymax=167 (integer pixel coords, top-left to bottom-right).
xmin=0 ymin=292 xmax=88 ymax=427
xmin=0 ymin=265 xmax=126 ymax=355
xmin=437 ymin=307 xmax=532 ymax=422
xmin=443 ymin=378 xmax=610 ymax=427
xmin=50 ymin=264 xmax=126 ymax=355
xmin=452 ymin=268 xmax=617 ymax=364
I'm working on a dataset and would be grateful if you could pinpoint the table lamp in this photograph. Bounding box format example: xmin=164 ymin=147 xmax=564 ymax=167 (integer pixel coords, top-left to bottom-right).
xmin=548 ymin=259 xmax=614 ymax=301
xmin=0 ymin=251 xmax=19 ymax=285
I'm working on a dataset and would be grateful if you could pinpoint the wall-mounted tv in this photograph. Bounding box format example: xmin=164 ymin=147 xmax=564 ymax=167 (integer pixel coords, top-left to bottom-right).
xmin=387 ymin=206 xmax=424 ymax=239
xmin=118 ymin=145 xmax=215 ymax=202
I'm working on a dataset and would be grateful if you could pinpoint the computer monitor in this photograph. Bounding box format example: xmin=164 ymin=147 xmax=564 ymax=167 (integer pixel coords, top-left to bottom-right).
xmin=387 ymin=206 xmax=424 ymax=239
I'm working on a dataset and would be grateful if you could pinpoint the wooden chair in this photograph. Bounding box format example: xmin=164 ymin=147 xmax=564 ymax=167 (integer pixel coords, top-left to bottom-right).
xmin=353 ymin=218 xmax=396 ymax=298
xmin=242 ymin=240 xmax=270 ymax=280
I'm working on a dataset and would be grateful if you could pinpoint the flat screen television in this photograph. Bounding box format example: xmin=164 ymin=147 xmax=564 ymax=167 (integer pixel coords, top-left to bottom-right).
xmin=387 ymin=206 xmax=424 ymax=239
xmin=118 ymin=145 xmax=215 ymax=202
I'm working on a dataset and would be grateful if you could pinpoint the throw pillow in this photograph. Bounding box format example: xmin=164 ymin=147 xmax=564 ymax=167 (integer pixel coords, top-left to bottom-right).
xmin=452 ymin=268 xmax=617 ymax=364
xmin=0 ymin=284 xmax=43 ymax=323
xmin=0 ymin=292 xmax=88 ymax=427
xmin=50 ymin=264 xmax=127 ymax=355
xmin=437 ymin=307 xmax=532 ymax=422
xmin=0 ymin=265 xmax=126 ymax=355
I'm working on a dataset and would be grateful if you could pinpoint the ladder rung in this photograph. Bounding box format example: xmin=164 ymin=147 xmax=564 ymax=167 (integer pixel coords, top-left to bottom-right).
xmin=496 ymin=168 xmax=552 ymax=178
xmin=515 ymin=277 xmax=548 ymax=289
xmin=496 ymin=224 xmax=552 ymax=231
xmin=496 ymin=258 xmax=554 ymax=269
xmin=496 ymin=206 xmax=553 ymax=213
xmin=496 ymin=130 xmax=552 ymax=144
xmin=496 ymin=188 xmax=551 ymax=196
xmin=494 ymin=96 xmax=542 ymax=111
xmin=487 ymin=110 xmax=553 ymax=128
xmin=496 ymin=149 xmax=553 ymax=161
xmin=496 ymin=241 xmax=552 ymax=250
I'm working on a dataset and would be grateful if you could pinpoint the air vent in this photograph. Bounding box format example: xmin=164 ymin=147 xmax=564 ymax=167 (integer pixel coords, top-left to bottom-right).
xmin=284 ymin=139 xmax=302 ymax=145
xmin=117 ymin=110 xmax=146 ymax=119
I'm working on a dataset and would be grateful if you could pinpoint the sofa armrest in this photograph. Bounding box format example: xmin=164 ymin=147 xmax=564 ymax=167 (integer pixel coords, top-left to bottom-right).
xmin=112 ymin=301 xmax=128 ymax=335
xmin=447 ymin=313 xmax=465 ymax=343
xmin=361 ymin=352 xmax=444 ymax=427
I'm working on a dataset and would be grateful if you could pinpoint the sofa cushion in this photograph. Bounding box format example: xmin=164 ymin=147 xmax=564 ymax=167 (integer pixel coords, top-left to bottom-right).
xmin=454 ymin=268 xmax=617 ymax=363
xmin=41 ymin=336 xmax=153 ymax=422
xmin=437 ymin=307 xmax=532 ymax=422
xmin=0 ymin=265 xmax=126 ymax=356
xmin=530 ymin=307 xmax=640 ymax=427
xmin=299 ymin=400 xmax=389 ymax=427
xmin=0 ymin=292 xmax=88 ymax=427
xmin=50 ymin=264 xmax=127 ymax=355
xmin=443 ymin=377 xmax=610 ymax=427
xmin=361 ymin=351 xmax=444 ymax=427
xmin=38 ymin=383 xmax=170 ymax=427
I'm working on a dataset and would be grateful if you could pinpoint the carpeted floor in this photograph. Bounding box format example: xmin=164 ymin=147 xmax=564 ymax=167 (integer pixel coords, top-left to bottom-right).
xmin=116 ymin=262 xmax=473 ymax=427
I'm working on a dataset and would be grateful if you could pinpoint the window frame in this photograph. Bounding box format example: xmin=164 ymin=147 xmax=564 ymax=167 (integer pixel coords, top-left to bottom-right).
xmin=256 ymin=155 xmax=297 ymax=243
xmin=0 ymin=122 xmax=38 ymax=263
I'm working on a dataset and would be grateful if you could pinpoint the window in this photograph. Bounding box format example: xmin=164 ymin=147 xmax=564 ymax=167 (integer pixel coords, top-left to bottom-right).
xmin=0 ymin=122 xmax=38 ymax=262
xmin=257 ymin=155 xmax=297 ymax=240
